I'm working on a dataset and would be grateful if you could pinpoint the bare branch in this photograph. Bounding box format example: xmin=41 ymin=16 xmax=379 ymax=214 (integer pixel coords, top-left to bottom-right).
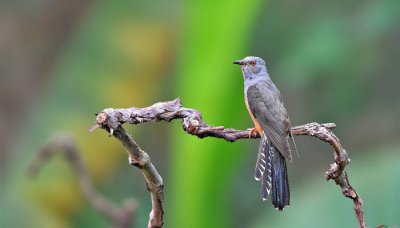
xmin=93 ymin=98 xmax=365 ymax=228
xmin=291 ymin=123 xmax=365 ymax=228
xmin=28 ymin=134 xmax=137 ymax=228
xmin=112 ymin=127 xmax=164 ymax=228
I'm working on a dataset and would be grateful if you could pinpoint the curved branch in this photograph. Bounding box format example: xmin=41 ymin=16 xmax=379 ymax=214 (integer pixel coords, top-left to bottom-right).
xmin=291 ymin=123 xmax=365 ymax=228
xmin=92 ymin=98 xmax=365 ymax=228
xmin=27 ymin=134 xmax=137 ymax=228
xmin=112 ymin=127 xmax=164 ymax=228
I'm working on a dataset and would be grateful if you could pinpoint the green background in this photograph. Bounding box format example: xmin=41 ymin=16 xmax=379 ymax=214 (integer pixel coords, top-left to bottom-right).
xmin=0 ymin=0 xmax=399 ymax=227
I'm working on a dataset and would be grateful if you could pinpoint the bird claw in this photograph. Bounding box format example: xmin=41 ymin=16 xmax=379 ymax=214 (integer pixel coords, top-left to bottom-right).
xmin=248 ymin=127 xmax=258 ymax=138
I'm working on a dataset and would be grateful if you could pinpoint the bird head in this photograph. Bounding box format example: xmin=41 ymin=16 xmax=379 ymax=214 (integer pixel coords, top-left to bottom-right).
xmin=233 ymin=56 xmax=268 ymax=79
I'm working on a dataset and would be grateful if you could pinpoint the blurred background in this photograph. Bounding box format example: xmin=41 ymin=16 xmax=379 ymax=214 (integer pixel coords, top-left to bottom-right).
xmin=1 ymin=0 xmax=399 ymax=227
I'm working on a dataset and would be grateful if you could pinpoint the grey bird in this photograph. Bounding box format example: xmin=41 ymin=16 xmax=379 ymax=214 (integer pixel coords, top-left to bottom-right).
xmin=234 ymin=56 xmax=295 ymax=210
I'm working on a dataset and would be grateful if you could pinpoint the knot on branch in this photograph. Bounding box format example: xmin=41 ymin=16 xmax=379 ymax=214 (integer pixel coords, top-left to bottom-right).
xmin=342 ymin=186 xmax=358 ymax=199
xmin=128 ymin=154 xmax=150 ymax=169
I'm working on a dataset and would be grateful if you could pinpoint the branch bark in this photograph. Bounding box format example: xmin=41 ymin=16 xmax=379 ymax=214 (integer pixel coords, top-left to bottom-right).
xmin=291 ymin=123 xmax=365 ymax=228
xmin=112 ymin=127 xmax=164 ymax=228
xmin=92 ymin=98 xmax=365 ymax=228
xmin=28 ymin=134 xmax=137 ymax=228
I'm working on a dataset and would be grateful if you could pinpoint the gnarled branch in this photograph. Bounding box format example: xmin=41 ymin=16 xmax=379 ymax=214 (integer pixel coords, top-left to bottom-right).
xmin=92 ymin=98 xmax=365 ymax=228
xmin=28 ymin=134 xmax=137 ymax=228
xmin=112 ymin=127 xmax=164 ymax=228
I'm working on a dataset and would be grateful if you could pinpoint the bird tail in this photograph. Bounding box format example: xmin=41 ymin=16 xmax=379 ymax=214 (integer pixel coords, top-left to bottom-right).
xmin=254 ymin=134 xmax=270 ymax=181
xmin=254 ymin=134 xmax=272 ymax=200
xmin=270 ymin=142 xmax=290 ymax=210
xmin=255 ymin=133 xmax=290 ymax=210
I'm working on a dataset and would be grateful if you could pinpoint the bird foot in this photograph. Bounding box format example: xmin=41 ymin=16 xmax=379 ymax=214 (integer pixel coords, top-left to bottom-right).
xmin=248 ymin=127 xmax=258 ymax=138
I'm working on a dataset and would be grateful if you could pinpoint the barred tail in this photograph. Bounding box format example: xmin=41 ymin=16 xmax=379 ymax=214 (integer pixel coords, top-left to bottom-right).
xmin=255 ymin=134 xmax=272 ymax=200
xmin=254 ymin=134 xmax=269 ymax=181
xmin=255 ymin=133 xmax=290 ymax=210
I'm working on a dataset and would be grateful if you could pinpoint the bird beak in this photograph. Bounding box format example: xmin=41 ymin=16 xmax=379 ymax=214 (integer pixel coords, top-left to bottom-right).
xmin=233 ymin=60 xmax=243 ymax=65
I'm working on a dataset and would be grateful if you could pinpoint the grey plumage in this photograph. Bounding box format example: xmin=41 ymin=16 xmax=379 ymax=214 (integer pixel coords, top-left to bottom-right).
xmin=270 ymin=142 xmax=290 ymax=210
xmin=247 ymin=81 xmax=292 ymax=162
xmin=235 ymin=56 xmax=294 ymax=210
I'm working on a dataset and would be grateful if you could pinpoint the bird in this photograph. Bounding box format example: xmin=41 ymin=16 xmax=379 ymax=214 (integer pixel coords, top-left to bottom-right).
xmin=233 ymin=56 xmax=296 ymax=210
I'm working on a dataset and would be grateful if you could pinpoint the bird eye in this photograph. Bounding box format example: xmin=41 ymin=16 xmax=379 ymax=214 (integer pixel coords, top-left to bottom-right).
xmin=250 ymin=60 xmax=256 ymax=66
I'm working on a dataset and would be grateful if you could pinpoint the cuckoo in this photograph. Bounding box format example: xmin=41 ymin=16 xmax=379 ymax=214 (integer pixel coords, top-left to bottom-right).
xmin=234 ymin=56 xmax=296 ymax=210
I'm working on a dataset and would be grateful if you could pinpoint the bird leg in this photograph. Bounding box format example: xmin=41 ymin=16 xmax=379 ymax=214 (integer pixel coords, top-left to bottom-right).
xmin=248 ymin=127 xmax=258 ymax=138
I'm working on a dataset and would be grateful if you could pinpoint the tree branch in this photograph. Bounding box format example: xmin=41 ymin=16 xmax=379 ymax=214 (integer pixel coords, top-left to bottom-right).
xmin=27 ymin=134 xmax=137 ymax=228
xmin=291 ymin=123 xmax=365 ymax=228
xmin=92 ymin=98 xmax=365 ymax=228
xmin=112 ymin=127 xmax=164 ymax=228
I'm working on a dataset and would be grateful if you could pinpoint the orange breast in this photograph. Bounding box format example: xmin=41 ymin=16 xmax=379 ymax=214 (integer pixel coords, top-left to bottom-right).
xmin=245 ymin=96 xmax=264 ymax=135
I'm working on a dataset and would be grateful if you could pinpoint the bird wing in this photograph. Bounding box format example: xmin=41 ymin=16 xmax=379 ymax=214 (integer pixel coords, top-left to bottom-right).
xmin=246 ymin=80 xmax=292 ymax=161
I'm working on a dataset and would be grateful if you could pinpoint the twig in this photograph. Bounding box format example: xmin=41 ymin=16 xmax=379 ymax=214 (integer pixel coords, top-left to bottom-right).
xmin=27 ymin=134 xmax=137 ymax=228
xmin=92 ymin=98 xmax=365 ymax=228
